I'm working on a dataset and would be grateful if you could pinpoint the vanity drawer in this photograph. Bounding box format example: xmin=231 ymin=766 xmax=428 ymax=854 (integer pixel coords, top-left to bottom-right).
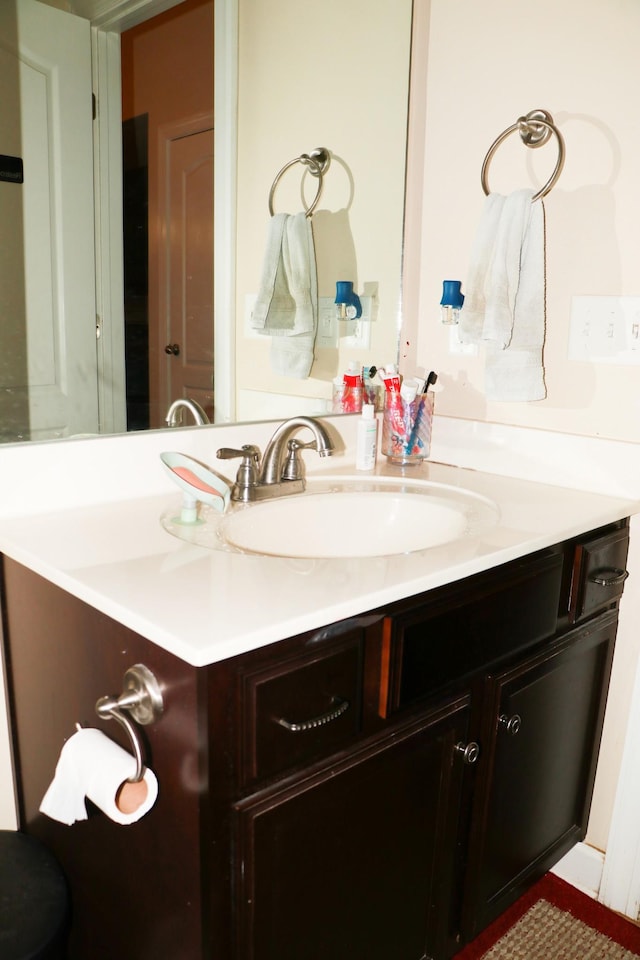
xmin=241 ymin=633 xmax=362 ymax=785
xmin=570 ymin=527 xmax=630 ymax=623
xmin=378 ymin=551 xmax=563 ymax=717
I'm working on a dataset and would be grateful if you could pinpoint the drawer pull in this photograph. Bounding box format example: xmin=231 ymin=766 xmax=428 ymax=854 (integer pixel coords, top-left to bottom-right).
xmin=499 ymin=713 xmax=522 ymax=736
xmin=588 ymin=567 xmax=629 ymax=588
xmin=275 ymin=697 xmax=350 ymax=732
xmin=454 ymin=741 xmax=480 ymax=765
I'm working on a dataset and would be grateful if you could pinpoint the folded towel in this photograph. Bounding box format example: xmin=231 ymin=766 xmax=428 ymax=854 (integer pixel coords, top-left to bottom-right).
xmin=251 ymin=213 xmax=292 ymax=333
xmin=250 ymin=212 xmax=318 ymax=378
xmin=460 ymin=189 xmax=547 ymax=402
xmin=459 ymin=193 xmax=505 ymax=343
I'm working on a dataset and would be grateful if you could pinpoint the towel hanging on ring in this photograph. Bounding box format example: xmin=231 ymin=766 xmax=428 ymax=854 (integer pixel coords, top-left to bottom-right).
xmin=459 ymin=189 xmax=547 ymax=402
xmin=250 ymin=212 xmax=318 ymax=378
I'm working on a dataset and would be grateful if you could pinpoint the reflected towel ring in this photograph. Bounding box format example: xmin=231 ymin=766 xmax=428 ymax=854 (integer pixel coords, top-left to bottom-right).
xmin=481 ymin=109 xmax=565 ymax=202
xmin=268 ymin=147 xmax=331 ymax=217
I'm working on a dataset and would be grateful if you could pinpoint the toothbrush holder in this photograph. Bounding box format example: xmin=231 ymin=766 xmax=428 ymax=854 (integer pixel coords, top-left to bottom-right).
xmin=381 ymin=391 xmax=434 ymax=465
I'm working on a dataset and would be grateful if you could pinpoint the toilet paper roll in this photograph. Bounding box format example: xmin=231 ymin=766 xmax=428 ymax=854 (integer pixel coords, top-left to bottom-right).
xmin=40 ymin=727 xmax=158 ymax=826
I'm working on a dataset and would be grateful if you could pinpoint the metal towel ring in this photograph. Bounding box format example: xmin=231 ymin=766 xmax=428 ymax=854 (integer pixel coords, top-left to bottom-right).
xmin=481 ymin=109 xmax=565 ymax=202
xmin=268 ymin=147 xmax=330 ymax=217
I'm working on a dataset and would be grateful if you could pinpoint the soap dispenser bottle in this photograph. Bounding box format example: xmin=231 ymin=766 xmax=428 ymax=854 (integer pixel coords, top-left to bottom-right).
xmin=356 ymin=403 xmax=378 ymax=471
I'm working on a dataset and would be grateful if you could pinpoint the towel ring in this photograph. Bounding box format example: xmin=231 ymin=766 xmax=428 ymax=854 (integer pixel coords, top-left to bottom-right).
xmin=268 ymin=147 xmax=330 ymax=218
xmin=481 ymin=109 xmax=565 ymax=202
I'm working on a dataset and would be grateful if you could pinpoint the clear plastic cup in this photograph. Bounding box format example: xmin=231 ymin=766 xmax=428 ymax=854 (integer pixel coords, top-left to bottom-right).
xmin=381 ymin=391 xmax=433 ymax=464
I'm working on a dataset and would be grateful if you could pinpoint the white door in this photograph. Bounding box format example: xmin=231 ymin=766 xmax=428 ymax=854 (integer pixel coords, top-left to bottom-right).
xmin=0 ymin=0 xmax=98 ymax=440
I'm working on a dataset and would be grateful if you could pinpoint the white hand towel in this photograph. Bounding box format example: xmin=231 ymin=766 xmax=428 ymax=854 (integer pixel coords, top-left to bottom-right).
xmin=250 ymin=213 xmax=294 ymax=334
xmin=459 ymin=193 xmax=505 ymax=344
xmin=270 ymin=213 xmax=318 ymax=377
xmin=40 ymin=728 xmax=158 ymax=826
xmin=485 ymin=195 xmax=546 ymax=401
xmin=483 ymin=190 xmax=533 ymax=347
xmin=250 ymin=212 xmax=318 ymax=378
xmin=460 ymin=189 xmax=547 ymax=402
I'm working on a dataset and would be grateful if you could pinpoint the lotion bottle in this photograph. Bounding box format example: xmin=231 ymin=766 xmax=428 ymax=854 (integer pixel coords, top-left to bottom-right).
xmin=356 ymin=403 xmax=378 ymax=471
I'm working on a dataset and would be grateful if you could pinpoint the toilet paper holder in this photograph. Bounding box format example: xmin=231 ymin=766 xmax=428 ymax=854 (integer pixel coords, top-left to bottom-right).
xmin=95 ymin=664 xmax=164 ymax=782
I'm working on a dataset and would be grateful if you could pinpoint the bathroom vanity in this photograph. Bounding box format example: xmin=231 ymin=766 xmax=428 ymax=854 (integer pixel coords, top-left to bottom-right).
xmin=0 ymin=443 xmax=632 ymax=960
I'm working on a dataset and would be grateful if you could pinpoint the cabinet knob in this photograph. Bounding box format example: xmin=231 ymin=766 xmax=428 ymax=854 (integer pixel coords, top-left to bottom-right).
xmin=455 ymin=741 xmax=480 ymax=765
xmin=498 ymin=713 xmax=522 ymax=736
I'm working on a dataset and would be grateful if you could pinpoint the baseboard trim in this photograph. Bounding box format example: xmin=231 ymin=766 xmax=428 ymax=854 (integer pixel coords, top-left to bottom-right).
xmin=551 ymin=842 xmax=604 ymax=900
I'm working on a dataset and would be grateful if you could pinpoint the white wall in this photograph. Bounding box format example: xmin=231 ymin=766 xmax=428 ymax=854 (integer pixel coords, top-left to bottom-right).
xmin=405 ymin=0 xmax=640 ymax=852
xmin=235 ymin=0 xmax=412 ymax=414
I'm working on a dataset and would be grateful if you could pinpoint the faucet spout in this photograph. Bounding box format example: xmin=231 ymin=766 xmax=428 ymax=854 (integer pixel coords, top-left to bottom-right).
xmin=259 ymin=416 xmax=334 ymax=486
xmin=165 ymin=398 xmax=210 ymax=427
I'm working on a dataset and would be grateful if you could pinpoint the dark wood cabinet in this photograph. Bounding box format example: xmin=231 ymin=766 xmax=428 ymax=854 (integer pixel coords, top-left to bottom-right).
xmin=233 ymin=697 xmax=470 ymax=960
xmin=0 ymin=519 xmax=629 ymax=960
xmin=462 ymin=612 xmax=618 ymax=939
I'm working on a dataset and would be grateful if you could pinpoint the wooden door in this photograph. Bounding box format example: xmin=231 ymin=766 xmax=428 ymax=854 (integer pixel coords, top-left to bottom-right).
xmin=233 ymin=698 xmax=471 ymax=960
xmin=156 ymin=123 xmax=214 ymax=424
xmin=464 ymin=611 xmax=618 ymax=937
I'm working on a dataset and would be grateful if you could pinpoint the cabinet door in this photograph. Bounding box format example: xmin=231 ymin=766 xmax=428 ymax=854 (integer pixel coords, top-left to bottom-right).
xmin=232 ymin=697 xmax=473 ymax=960
xmin=465 ymin=610 xmax=617 ymax=937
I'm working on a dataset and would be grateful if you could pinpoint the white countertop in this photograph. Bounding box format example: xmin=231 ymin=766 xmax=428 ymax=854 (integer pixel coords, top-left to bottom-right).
xmin=0 ymin=452 xmax=636 ymax=667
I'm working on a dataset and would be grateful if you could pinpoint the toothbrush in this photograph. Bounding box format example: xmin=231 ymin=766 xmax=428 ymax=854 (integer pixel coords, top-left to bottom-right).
xmin=404 ymin=372 xmax=437 ymax=455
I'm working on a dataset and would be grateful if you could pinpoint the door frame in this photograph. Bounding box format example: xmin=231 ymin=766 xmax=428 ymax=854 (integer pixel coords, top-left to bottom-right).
xmin=90 ymin=0 xmax=237 ymax=431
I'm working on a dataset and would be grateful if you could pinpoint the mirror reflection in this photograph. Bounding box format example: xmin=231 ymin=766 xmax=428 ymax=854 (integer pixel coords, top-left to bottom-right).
xmin=0 ymin=0 xmax=412 ymax=442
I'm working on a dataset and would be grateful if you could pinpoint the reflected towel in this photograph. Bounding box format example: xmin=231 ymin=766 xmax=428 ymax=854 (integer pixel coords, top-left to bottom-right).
xmin=460 ymin=189 xmax=546 ymax=401
xmin=251 ymin=212 xmax=318 ymax=378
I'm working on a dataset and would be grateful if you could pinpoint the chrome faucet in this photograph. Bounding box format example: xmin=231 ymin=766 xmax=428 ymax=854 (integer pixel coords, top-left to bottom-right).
xmin=165 ymin=398 xmax=210 ymax=427
xmin=217 ymin=416 xmax=334 ymax=502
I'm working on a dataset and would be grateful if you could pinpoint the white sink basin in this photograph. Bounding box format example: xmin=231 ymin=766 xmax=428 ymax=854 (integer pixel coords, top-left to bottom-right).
xmin=161 ymin=476 xmax=500 ymax=559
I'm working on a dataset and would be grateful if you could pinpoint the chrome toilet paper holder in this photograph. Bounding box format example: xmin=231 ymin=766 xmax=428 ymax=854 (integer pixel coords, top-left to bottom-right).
xmin=95 ymin=664 xmax=164 ymax=782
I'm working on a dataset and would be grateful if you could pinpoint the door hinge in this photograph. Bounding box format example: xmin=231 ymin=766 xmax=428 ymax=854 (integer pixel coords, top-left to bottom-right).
xmin=92 ymin=92 xmax=97 ymax=120
xmin=96 ymin=315 xmax=102 ymax=340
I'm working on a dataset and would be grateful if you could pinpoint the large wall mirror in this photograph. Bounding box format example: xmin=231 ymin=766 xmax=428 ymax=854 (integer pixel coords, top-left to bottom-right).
xmin=0 ymin=0 xmax=414 ymax=443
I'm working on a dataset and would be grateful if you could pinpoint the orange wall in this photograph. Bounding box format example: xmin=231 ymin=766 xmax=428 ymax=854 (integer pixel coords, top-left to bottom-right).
xmin=121 ymin=0 xmax=213 ymax=126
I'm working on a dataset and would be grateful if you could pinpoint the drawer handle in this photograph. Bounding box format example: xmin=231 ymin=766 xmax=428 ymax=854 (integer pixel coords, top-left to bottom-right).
xmin=275 ymin=697 xmax=350 ymax=733
xmin=588 ymin=567 xmax=629 ymax=588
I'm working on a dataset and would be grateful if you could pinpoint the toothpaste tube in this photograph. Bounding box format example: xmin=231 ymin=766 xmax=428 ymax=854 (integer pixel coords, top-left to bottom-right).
xmin=342 ymin=361 xmax=363 ymax=414
xmin=380 ymin=364 xmax=406 ymax=453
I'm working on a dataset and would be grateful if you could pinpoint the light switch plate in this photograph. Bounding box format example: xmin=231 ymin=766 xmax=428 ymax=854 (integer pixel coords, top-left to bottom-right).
xmin=316 ymin=298 xmax=338 ymax=349
xmin=569 ymin=296 xmax=640 ymax=364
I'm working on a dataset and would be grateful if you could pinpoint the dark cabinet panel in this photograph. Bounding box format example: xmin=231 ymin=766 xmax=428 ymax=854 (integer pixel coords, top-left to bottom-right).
xmin=379 ymin=550 xmax=563 ymax=716
xmin=0 ymin=558 xmax=206 ymax=960
xmin=233 ymin=697 xmax=471 ymax=960
xmin=570 ymin=527 xmax=630 ymax=622
xmin=240 ymin=632 xmax=363 ymax=787
xmin=464 ymin=610 xmax=617 ymax=936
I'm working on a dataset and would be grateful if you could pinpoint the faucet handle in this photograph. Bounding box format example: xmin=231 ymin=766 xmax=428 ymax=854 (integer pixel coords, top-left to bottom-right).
xmin=217 ymin=445 xmax=261 ymax=502
xmin=281 ymin=438 xmax=316 ymax=481
xmin=217 ymin=444 xmax=260 ymax=462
